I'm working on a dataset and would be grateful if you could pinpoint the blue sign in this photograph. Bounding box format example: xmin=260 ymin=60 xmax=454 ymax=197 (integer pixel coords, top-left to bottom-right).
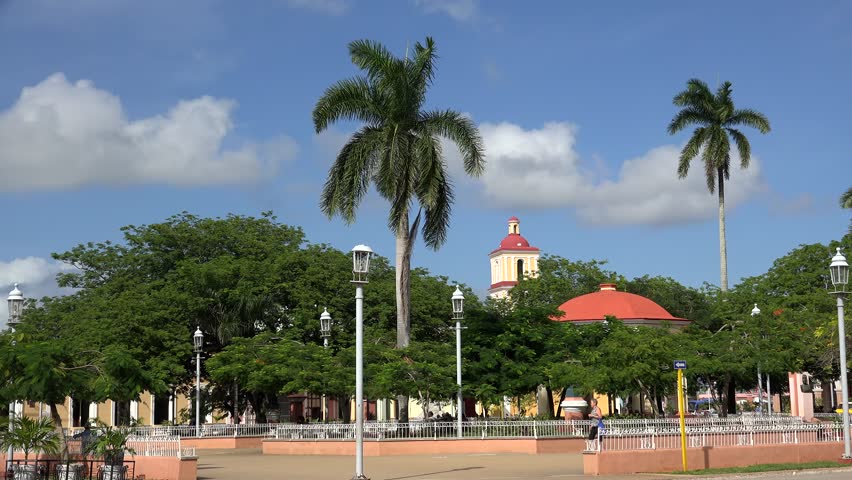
xmin=674 ymin=360 xmax=687 ymax=370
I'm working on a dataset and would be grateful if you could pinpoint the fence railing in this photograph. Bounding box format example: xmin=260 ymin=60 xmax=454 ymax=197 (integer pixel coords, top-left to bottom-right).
xmin=585 ymin=422 xmax=844 ymax=452
xmin=126 ymin=435 xmax=196 ymax=458
xmin=56 ymin=415 xmax=817 ymax=442
xmin=268 ymin=420 xmax=593 ymax=441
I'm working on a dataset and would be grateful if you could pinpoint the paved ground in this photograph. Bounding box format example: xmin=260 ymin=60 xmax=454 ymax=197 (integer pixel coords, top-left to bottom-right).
xmin=194 ymin=449 xmax=852 ymax=480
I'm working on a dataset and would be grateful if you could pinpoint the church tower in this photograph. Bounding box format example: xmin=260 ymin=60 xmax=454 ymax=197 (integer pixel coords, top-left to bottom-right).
xmin=488 ymin=216 xmax=540 ymax=299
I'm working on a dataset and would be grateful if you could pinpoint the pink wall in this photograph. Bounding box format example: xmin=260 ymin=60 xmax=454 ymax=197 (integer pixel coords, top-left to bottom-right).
xmin=0 ymin=454 xmax=196 ymax=480
xmin=262 ymin=438 xmax=586 ymax=456
xmin=181 ymin=437 xmax=263 ymax=449
xmin=583 ymin=443 xmax=845 ymax=475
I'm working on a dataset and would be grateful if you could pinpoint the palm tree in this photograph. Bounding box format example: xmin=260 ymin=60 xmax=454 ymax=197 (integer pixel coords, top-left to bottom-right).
xmin=841 ymin=187 xmax=852 ymax=209
xmin=0 ymin=416 xmax=60 ymax=462
xmin=668 ymin=79 xmax=770 ymax=291
xmin=314 ymin=37 xmax=485 ymax=422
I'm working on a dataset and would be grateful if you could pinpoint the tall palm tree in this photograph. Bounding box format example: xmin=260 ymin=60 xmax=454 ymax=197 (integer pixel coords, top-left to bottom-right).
xmin=668 ymin=79 xmax=770 ymax=291
xmin=314 ymin=37 xmax=485 ymax=422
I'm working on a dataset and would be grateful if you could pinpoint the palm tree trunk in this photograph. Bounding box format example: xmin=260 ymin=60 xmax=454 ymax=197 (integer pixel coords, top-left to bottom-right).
xmin=718 ymin=169 xmax=729 ymax=292
xmin=395 ymin=217 xmax=414 ymax=423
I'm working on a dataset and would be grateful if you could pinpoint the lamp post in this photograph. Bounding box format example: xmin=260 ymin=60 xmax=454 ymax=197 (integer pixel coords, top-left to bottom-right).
xmin=829 ymin=248 xmax=850 ymax=459
xmin=193 ymin=327 xmax=204 ymax=438
xmin=451 ymin=286 xmax=464 ymax=438
xmin=351 ymin=244 xmax=372 ymax=480
xmin=751 ymin=304 xmax=764 ymax=415
xmin=320 ymin=308 xmax=332 ymax=348
xmin=320 ymin=308 xmax=332 ymax=421
xmin=7 ymin=283 xmax=23 ymax=468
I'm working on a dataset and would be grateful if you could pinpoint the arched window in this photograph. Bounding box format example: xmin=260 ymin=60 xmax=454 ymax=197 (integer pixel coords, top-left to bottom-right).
xmin=517 ymin=259 xmax=524 ymax=280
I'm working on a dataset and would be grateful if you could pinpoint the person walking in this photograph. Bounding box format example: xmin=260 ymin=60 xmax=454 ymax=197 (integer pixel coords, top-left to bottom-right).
xmin=588 ymin=398 xmax=604 ymax=445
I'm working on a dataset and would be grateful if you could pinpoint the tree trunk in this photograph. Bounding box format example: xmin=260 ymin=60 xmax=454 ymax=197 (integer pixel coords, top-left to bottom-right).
xmin=718 ymin=169 xmax=729 ymax=292
xmin=50 ymin=403 xmax=68 ymax=461
xmin=536 ymin=385 xmax=550 ymax=418
xmin=395 ymin=214 xmax=417 ymax=423
xmin=724 ymin=378 xmax=737 ymax=416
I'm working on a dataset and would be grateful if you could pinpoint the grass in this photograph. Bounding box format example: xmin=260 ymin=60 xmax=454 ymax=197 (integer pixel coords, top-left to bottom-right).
xmin=670 ymin=461 xmax=851 ymax=475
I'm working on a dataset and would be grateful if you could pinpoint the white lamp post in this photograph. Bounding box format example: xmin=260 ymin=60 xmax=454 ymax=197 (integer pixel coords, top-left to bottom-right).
xmin=7 ymin=283 xmax=23 ymax=467
xmin=829 ymin=248 xmax=850 ymax=459
xmin=751 ymin=304 xmax=764 ymax=415
xmin=193 ymin=327 xmax=204 ymax=438
xmin=320 ymin=308 xmax=332 ymax=348
xmin=351 ymin=244 xmax=372 ymax=480
xmin=452 ymin=286 xmax=465 ymax=439
xmin=320 ymin=308 xmax=332 ymax=421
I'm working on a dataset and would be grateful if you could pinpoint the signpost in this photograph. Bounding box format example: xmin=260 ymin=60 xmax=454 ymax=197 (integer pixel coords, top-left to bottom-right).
xmin=674 ymin=360 xmax=688 ymax=472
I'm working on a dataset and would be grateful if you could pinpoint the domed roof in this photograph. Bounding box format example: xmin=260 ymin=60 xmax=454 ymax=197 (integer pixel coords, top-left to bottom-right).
xmin=490 ymin=216 xmax=540 ymax=254
xmin=554 ymin=283 xmax=688 ymax=324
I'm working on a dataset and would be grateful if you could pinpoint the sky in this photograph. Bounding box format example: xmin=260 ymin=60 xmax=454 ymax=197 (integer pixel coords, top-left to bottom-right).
xmin=0 ymin=0 xmax=850 ymax=323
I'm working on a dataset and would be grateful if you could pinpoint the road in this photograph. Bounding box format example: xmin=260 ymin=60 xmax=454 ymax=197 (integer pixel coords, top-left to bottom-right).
xmin=195 ymin=449 xmax=852 ymax=480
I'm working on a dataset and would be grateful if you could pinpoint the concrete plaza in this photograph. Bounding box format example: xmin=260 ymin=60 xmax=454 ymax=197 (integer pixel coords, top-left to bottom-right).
xmin=194 ymin=448 xmax=852 ymax=480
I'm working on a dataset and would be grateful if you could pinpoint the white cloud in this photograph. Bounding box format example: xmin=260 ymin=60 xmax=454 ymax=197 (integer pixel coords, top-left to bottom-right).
xmin=0 ymin=257 xmax=75 ymax=329
xmin=0 ymin=73 xmax=297 ymax=192
xmin=284 ymin=0 xmax=350 ymax=15
xmin=415 ymin=0 xmax=479 ymax=22
xmin=446 ymin=121 xmax=765 ymax=226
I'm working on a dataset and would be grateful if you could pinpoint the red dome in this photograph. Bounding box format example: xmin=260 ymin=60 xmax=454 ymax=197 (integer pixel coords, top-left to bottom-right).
xmin=491 ymin=234 xmax=540 ymax=253
xmin=508 ymin=216 xmax=520 ymax=222
xmin=554 ymin=284 xmax=688 ymax=324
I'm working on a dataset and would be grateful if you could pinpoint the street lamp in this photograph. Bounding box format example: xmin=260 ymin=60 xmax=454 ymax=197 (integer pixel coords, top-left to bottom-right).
xmin=7 ymin=283 xmax=23 ymax=467
xmin=751 ymin=304 xmax=764 ymax=415
xmin=320 ymin=308 xmax=332 ymax=348
xmin=320 ymin=308 xmax=332 ymax=422
xmin=351 ymin=244 xmax=372 ymax=480
xmin=829 ymin=247 xmax=850 ymax=459
xmin=193 ymin=327 xmax=204 ymax=438
xmin=452 ymin=286 xmax=465 ymax=438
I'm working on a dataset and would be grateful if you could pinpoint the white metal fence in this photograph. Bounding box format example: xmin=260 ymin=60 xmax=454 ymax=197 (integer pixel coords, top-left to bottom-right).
xmin=585 ymin=422 xmax=844 ymax=452
xmin=126 ymin=436 xmax=196 ymax=458
xmin=268 ymin=420 xmax=593 ymax=440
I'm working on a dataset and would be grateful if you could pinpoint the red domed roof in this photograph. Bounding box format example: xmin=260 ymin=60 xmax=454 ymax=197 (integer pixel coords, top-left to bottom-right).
xmin=508 ymin=216 xmax=519 ymax=222
xmin=554 ymin=284 xmax=688 ymax=324
xmin=491 ymin=234 xmax=540 ymax=254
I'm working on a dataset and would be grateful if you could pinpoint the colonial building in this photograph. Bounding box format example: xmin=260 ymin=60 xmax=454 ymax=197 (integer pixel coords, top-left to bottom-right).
xmin=488 ymin=217 xmax=540 ymax=299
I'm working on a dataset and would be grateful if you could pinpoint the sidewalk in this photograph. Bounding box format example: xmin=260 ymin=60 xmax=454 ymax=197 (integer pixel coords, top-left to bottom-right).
xmin=195 ymin=449 xmax=852 ymax=480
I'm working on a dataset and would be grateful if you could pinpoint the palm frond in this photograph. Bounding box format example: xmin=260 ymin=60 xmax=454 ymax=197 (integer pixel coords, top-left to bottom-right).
xmin=421 ymin=166 xmax=454 ymax=250
xmin=668 ymin=107 xmax=713 ymax=134
xmin=672 ymin=78 xmax=712 ymax=107
xmin=313 ymin=77 xmax=383 ymax=133
xmin=726 ymin=108 xmax=771 ymax=133
xmin=419 ymin=110 xmax=485 ymax=176
xmin=319 ymin=126 xmax=383 ymax=222
xmin=409 ymin=37 xmax=437 ymax=109
xmin=726 ymin=128 xmax=751 ymax=169
xmin=840 ymin=187 xmax=852 ymax=209
xmin=413 ymin=132 xmax=444 ymax=207
xmin=677 ymin=127 xmax=707 ymax=178
xmin=349 ymin=39 xmax=398 ymax=83
xmin=386 ymin=133 xmax=416 ymax=235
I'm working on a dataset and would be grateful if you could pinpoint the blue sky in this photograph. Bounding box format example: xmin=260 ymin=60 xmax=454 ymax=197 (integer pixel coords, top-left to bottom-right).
xmin=0 ymin=0 xmax=849 ymax=315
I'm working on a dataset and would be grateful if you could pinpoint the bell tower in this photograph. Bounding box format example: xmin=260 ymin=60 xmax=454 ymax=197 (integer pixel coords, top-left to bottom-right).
xmin=488 ymin=216 xmax=540 ymax=299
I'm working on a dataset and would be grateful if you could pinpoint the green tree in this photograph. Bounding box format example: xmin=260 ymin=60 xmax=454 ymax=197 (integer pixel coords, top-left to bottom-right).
xmin=313 ymin=37 xmax=485 ymax=422
xmin=668 ymin=79 xmax=771 ymax=291
xmin=841 ymin=187 xmax=852 ymax=209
